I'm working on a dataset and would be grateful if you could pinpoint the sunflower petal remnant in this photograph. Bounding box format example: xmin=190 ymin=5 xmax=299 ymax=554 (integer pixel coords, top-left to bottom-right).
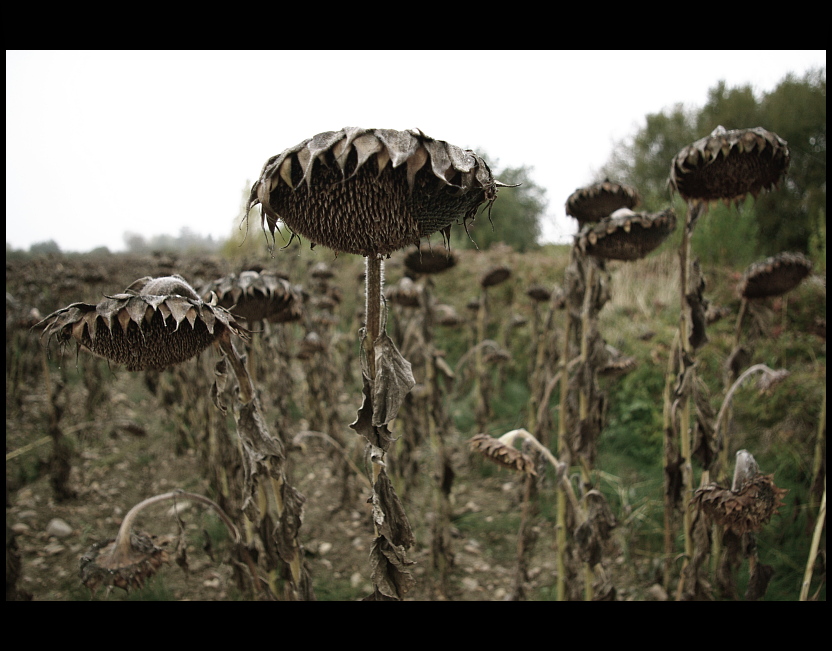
xmin=246 ymin=127 xmax=500 ymax=257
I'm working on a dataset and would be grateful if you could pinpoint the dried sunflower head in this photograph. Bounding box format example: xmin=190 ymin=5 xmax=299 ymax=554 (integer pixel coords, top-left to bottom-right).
xmin=35 ymin=276 xmax=250 ymax=371
xmin=481 ymin=265 xmax=511 ymax=288
xmin=79 ymin=531 xmax=174 ymax=594
xmin=738 ymin=252 xmax=813 ymax=299
xmin=202 ymin=270 xmax=303 ymax=324
xmin=469 ymin=433 xmax=537 ymax=476
xmin=669 ymin=126 xmax=790 ymax=205
xmin=576 ymin=208 xmax=677 ymax=261
xmin=526 ymin=284 xmax=551 ymax=303
xmin=385 ymin=277 xmax=422 ymax=308
xmin=693 ymin=449 xmax=787 ymax=536
xmin=247 ymin=127 xmax=501 ymax=257
xmin=403 ymin=243 xmax=458 ymax=275
xmin=565 ymin=179 xmax=641 ymax=227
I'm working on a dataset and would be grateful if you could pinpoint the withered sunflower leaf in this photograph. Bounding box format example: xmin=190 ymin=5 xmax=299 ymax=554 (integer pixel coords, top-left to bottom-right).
xmin=372 ymin=331 xmax=415 ymax=427
xmin=368 ymin=536 xmax=415 ymax=600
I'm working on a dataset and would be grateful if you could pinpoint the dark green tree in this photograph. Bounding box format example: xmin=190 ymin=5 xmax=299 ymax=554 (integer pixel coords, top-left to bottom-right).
xmin=29 ymin=240 xmax=62 ymax=255
xmin=451 ymin=163 xmax=547 ymax=252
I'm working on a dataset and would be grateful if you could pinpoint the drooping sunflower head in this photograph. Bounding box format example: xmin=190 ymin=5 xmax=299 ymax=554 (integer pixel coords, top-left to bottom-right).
xmin=565 ymin=179 xmax=641 ymax=227
xmin=35 ymin=275 xmax=249 ymax=371
xmin=202 ymin=270 xmax=303 ymax=324
xmin=669 ymin=126 xmax=790 ymax=205
xmin=738 ymin=251 xmax=813 ymax=299
xmin=79 ymin=531 xmax=174 ymax=594
xmin=480 ymin=265 xmax=511 ymax=288
xmin=469 ymin=433 xmax=537 ymax=476
xmin=247 ymin=127 xmax=501 ymax=257
xmin=403 ymin=243 xmax=458 ymax=276
xmin=576 ymin=208 xmax=677 ymax=261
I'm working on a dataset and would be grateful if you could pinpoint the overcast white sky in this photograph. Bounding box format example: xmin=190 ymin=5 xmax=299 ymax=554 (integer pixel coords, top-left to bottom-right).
xmin=6 ymin=50 xmax=826 ymax=253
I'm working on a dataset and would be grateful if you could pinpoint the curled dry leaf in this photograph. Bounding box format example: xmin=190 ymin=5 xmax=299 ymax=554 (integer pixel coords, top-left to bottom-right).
xmin=247 ymin=127 xmax=501 ymax=256
xmin=669 ymin=126 xmax=790 ymax=205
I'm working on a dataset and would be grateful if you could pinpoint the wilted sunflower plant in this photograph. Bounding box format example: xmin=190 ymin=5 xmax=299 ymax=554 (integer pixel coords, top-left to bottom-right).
xmin=246 ymin=127 xmax=506 ymax=600
xmin=667 ymin=125 xmax=790 ymax=595
xmin=35 ymin=274 xmax=314 ymax=600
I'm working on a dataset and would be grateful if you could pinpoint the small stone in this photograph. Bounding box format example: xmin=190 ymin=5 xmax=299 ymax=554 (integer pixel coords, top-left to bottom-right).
xmin=46 ymin=518 xmax=73 ymax=538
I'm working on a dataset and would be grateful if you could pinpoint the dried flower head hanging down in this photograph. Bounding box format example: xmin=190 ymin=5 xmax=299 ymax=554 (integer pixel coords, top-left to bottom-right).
xmin=692 ymin=449 xmax=788 ymax=536
xmin=669 ymin=126 xmax=790 ymax=205
xmin=202 ymin=270 xmax=303 ymax=324
xmin=385 ymin=276 xmax=422 ymax=308
xmin=738 ymin=252 xmax=813 ymax=299
xmin=79 ymin=491 xmax=240 ymax=595
xmin=481 ymin=265 xmax=511 ymax=288
xmin=35 ymin=275 xmax=250 ymax=371
xmin=565 ymin=179 xmax=641 ymax=226
xmin=526 ymin=284 xmax=551 ymax=303
xmin=469 ymin=433 xmax=538 ymax=476
xmin=577 ymin=208 xmax=677 ymax=261
xmin=246 ymin=127 xmax=503 ymax=256
xmin=403 ymin=243 xmax=458 ymax=275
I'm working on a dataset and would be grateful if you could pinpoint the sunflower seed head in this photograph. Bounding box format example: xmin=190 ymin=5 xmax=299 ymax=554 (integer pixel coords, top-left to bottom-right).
xmin=669 ymin=126 xmax=790 ymax=204
xmin=481 ymin=265 xmax=511 ymax=288
xmin=738 ymin=251 xmax=813 ymax=299
xmin=35 ymin=277 xmax=250 ymax=371
xmin=469 ymin=433 xmax=537 ymax=476
xmin=565 ymin=179 xmax=641 ymax=226
xmin=403 ymin=243 xmax=458 ymax=275
xmin=385 ymin=276 xmax=422 ymax=308
xmin=79 ymin=531 xmax=173 ymax=594
xmin=247 ymin=127 xmax=499 ymax=256
xmin=202 ymin=270 xmax=303 ymax=324
xmin=576 ymin=208 xmax=677 ymax=261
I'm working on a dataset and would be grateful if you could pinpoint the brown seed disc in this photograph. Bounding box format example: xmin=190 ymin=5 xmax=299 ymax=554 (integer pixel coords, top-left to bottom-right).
xmin=670 ymin=126 xmax=790 ymax=203
xmin=566 ymin=179 xmax=641 ymax=226
xmin=577 ymin=209 xmax=676 ymax=261
xmin=739 ymin=252 xmax=813 ymax=299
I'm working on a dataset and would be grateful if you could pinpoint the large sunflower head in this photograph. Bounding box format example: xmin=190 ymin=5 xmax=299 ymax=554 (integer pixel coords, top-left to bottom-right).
xmin=669 ymin=126 xmax=790 ymax=205
xmin=247 ymin=127 xmax=501 ymax=257
xmin=576 ymin=208 xmax=677 ymax=261
xmin=202 ymin=270 xmax=303 ymax=324
xmin=738 ymin=251 xmax=813 ymax=299
xmin=35 ymin=275 xmax=249 ymax=371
